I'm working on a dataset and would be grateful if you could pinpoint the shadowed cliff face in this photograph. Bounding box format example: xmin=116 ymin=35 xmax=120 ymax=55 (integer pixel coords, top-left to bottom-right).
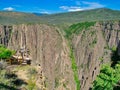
xmin=71 ymin=23 xmax=105 ymax=90
xmin=71 ymin=21 xmax=120 ymax=90
xmin=101 ymin=21 xmax=120 ymax=47
xmin=0 ymin=21 xmax=120 ymax=90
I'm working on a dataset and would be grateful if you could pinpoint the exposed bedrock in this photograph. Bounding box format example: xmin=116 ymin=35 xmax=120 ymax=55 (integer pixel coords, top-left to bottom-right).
xmin=0 ymin=21 xmax=120 ymax=90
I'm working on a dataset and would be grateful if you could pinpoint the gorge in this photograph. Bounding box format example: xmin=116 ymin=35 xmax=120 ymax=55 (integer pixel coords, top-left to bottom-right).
xmin=0 ymin=8 xmax=120 ymax=90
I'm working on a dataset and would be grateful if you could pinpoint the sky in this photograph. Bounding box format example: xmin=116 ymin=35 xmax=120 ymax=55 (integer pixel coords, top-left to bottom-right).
xmin=0 ymin=0 xmax=120 ymax=14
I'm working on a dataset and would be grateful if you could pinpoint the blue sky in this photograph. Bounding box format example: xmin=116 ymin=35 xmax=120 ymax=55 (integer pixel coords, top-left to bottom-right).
xmin=0 ymin=0 xmax=120 ymax=14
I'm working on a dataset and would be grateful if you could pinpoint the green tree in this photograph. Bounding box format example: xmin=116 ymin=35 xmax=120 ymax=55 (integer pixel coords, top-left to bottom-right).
xmin=92 ymin=64 xmax=120 ymax=90
xmin=0 ymin=45 xmax=14 ymax=59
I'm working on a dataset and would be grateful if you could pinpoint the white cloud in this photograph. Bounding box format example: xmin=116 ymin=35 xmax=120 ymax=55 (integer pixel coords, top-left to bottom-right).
xmin=3 ymin=7 xmax=15 ymax=11
xmin=59 ymin=6 xmax=69 ymax=10
xmin=68 ymin=8 xmax=83 ymax=12
xmin=68 ymin=6 xmax=83 ymax=11
xmin=60 ymin=1 xmax=105 ymax=12
xmin=60 ymin=6 xmax=83 ymax=12
xmin=40 ymin=11 xmax=49 ymax=14
xmin=82 ymin=1 xmax=105 ymax=9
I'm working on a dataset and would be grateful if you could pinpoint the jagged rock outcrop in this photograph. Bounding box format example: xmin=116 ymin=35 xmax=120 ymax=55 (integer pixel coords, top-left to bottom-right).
xmin=101 ymin=21 xmax=120 ymax=47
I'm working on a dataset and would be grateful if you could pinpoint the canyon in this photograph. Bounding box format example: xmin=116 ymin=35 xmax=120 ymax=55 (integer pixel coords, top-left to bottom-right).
xmin=0 ymin=20 xmax=120 ymax=90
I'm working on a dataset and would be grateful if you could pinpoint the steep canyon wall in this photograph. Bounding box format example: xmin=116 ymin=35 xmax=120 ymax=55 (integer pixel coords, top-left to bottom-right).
xmin=71 ymin=21 xmax=120 ymax=90
xmin=0 ymin=24 xmax=76 ymax=90
xmin=0 ymin=21 xmax=120 ymax=90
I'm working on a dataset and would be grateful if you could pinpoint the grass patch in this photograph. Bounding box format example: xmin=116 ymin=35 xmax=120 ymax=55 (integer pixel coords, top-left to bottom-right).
xmin=65 ymin=22 xmax=96 ymax=39
xmin=55 ymin=78 xmax=59 ymax=88
xmin=99 ymin=57 xmax=104 ymax=62
xmin=68 ymin=42 xmax=80 ymax=90
xmin=111 ymin=46 xmax=117 ymax=52
xmin=26 ymin=77 xmax=37 ymax=90
xmin=0 ymin=69 xmax=27 ymax=90
xmin=90 ymin=37 xmax=97 ymax=48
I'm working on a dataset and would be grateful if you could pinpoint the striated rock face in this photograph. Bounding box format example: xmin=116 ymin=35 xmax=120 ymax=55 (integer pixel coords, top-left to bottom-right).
xmin=0 ymin=21 xmax=120 ymax=90
xmin=72 ymin=23 xmax=106 ymax=90
xmin=71 ymin=21 xmax=120 ymax=90
xmin=101 ymin=21 xmax=120 ymax=47
xmin=0 ymin=24 xmax=76 ymax=90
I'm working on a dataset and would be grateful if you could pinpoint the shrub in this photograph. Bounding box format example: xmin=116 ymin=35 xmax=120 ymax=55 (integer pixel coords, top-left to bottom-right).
xmin=111 ymin=46 xmax=117 ymax=52
xmin=65 ymin=21 xmax=96 ymax=39
xmin=27 ymin=67 xmax=37 ymax=77
xmin=69 ymin=43 xmax=80 ymax=90
xmin=92 ymin=63 xmax=120 ymax=90
xmin=0 ymin=45 xmax=15 ymax=59
xmin=26 ymin=78 xmax=37 ymax=90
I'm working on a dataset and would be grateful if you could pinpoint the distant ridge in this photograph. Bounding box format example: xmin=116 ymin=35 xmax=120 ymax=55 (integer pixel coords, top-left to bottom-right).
xmin=0 ymin=8 xmax=120 ymax=25
xmin=33 ymin=13 xmax=48 ymax=16
xmin=0 ymin=11 xmax=43 ymax=24
xmin=40 ymin=8 xmax=120 ymax=26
